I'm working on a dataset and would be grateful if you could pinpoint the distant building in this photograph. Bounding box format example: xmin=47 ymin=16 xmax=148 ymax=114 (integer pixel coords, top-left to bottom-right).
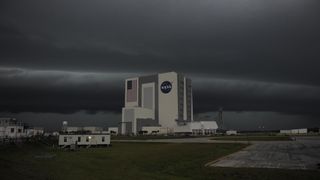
xmin=26 ymin=127 xmax=44 ymax=137
xmin=52 ymin=131 xmax=60 ymax=136
xmin=226 ymin=130 xmax=238 ymax=135
xmin=64 ymin=126 xmax=106 ymax=134
xmin=108 ymin=127 xmax=119 ymax=135
xmin=0 ymin=118 xmax=25 ymax=139
xmin=121 ymin=72 xmax=218 ymax=135
xmin=280 ymin=128 xmax=308 ymax=134
xmin=0 ymin=118 xmax=44 ymax=140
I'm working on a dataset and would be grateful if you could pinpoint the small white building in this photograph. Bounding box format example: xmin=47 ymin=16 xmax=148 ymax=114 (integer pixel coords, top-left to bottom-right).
xmin=226 ymin=130 xmax=238 ymax=135
xmin=280 ymin=128 xmax=308 ymax=134
xmin=108 ymin=127 xmax=119 ymax=135
xmin=141 ymin=126 xmax=161 ymax=135
xmin=0 ymin=118 xmax=25 ymax=138
xmin=26 ymin=127 xmax=44 ymax=137
xmin=0 ymin=118 xmax=45 ymax=140
xmin=83 ymin=126 xmax=104 ymax=133
xmin=65 ymin=127 xmax=81 ymax=133
xmin=190 ymin=121 xmax=218 ymax=135
xmin=58 ymin=133 xmax=110 ymax=147
xmin=52 ymin=131 xmax=60 ymax=136
xmin=65 ymin=126 xmax=105 ymax=134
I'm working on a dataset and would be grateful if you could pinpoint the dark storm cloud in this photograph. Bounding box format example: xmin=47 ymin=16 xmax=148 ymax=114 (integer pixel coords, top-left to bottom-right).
xmin=0 ymin=67 xmax=319 ymax=118
xmin=0 ymin=67 xmax=136 ymax=113
xmin=1 ymin=0 xmax=320 ymax=85
xmin=0 ymin=0 xmax=320 ymax=124
xmin=192 ymin=76 xmax=320 ymax=116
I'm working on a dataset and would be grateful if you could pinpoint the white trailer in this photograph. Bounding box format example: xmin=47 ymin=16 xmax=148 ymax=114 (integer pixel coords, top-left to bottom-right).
xmin=58 ymin=133 xmax=111 ymax=147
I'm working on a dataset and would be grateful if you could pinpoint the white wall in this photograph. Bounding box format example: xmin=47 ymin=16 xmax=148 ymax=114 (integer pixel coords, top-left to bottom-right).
xmin=226 ymin=130 xmax=237 ymax=135
xmin=122 ymin=107 xmax=154 ymax=135
xmin=158 ymin=72 xmax=178 ymax=129
xmin=133 ymin=107 xmax=154 ymax=134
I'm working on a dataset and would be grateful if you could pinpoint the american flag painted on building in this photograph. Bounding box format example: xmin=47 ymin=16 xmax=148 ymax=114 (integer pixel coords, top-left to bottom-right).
xmin=127 ymin=80 xmax=137 ymax=102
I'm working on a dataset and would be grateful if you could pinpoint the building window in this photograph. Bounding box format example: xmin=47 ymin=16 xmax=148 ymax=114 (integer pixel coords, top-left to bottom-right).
xmin=18 ymin=129 xmax=22 ymax=133
xmin=102 ymin=136 xmax=105 ymax=142
xmin=127 ymin=80 xmax=132 ymax=90
xmin=11 ymin=128 xmax=14 ymax=133
xmin=78 ymin=137 xmax=81 ymax=142
xmin=64 ymin=137 xmax=67 ymax=142
xmin=86 ymin=136 xmax=89 ymax=142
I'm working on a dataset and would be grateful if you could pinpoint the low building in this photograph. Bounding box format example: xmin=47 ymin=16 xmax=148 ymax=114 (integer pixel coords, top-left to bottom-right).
xmin=83 ymin=126 xmax=103 ymax=133
xmin=1 ymin=118 xmax=45 ymax=140
xmin=0 ymin=118 xmax=25 ymax=139
xmin=65 ymin=126 xmax=105 ymax=134
xmin=190 ymin=121 xmax=218 ymax=135
xmin=65 ymin=127 xmax=81 ymax=133
xmin=108 ymin=127 xmax=119 ymax=135
xmin=58 ymin=133 xmax=110 ymax=147
xmin=226 ymin=130 xmax=237 ymax=135
xmin=26 ymin=127 xmax=44 ymax=137
xmin=141 ymin=126 xmax=161 ymax=135
xmin=139 ymin=121 xmax=218 ymax=135
xmin=280 ymin=128 xmax=308 ymax=134
xmin=52 ymin=131 xmax=60 ymax=136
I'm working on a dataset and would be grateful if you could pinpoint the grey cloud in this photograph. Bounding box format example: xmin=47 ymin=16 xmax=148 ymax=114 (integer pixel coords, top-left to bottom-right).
xmin=1 ymin=0 xmax=320 ymax=86
xmin=1 ymin=67 xmax=319 ymax=118
xmin=1 ymin=0 xmax=320 ymax=129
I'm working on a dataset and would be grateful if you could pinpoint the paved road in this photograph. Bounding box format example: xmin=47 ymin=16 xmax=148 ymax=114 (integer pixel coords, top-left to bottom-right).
xmin=113 ymin=137 xmax=247 ymax=144
xmin=210 ymin=136 xmax=320 ymax=170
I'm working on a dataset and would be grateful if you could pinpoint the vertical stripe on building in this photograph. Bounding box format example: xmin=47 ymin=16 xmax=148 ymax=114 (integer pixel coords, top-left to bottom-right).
xmin=127 ymin=80 xmax=137 ymax=102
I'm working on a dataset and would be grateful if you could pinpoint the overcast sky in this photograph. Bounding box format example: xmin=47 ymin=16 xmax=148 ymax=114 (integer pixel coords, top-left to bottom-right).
xmin=1 ymin=0 xmax=320 ymax=131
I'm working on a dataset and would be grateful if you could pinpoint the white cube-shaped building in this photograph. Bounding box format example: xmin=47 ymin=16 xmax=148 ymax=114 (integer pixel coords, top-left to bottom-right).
xmin=121 ymin=72 xmax=194 ymax=135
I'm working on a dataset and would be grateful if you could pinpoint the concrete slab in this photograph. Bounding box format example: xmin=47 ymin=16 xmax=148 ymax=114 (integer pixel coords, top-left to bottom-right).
xmin=210 ymin=136 xmax=320 ymax=170
xmin=112 ymin=137 xmax=249 ymax=143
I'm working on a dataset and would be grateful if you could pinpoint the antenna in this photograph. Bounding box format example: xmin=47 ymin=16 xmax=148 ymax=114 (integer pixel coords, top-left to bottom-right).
xmin=218 ymin=107 xmax=223 ymax=130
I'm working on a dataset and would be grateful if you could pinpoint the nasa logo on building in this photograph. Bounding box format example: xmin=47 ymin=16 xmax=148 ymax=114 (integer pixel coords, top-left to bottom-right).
xmin=160 ymin=81 xmax=172 ymax=94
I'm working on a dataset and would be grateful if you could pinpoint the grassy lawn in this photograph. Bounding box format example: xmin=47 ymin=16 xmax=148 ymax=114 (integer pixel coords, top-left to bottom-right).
xmin=0 ymin=142 xmax=319 ymax=180
xmin=211 ymin=135 xmax=292 ymax=141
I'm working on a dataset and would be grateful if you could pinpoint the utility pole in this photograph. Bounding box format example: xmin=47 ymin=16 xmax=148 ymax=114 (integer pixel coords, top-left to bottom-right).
xmin=218 ymin=107 xmax=223 ymax=130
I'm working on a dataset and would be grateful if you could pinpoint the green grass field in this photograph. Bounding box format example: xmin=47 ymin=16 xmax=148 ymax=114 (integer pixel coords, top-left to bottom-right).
xmin=0 ymin=142 xmax=319 ymax=180
xmin=211 ymin=135 xmax=292 ymax=141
